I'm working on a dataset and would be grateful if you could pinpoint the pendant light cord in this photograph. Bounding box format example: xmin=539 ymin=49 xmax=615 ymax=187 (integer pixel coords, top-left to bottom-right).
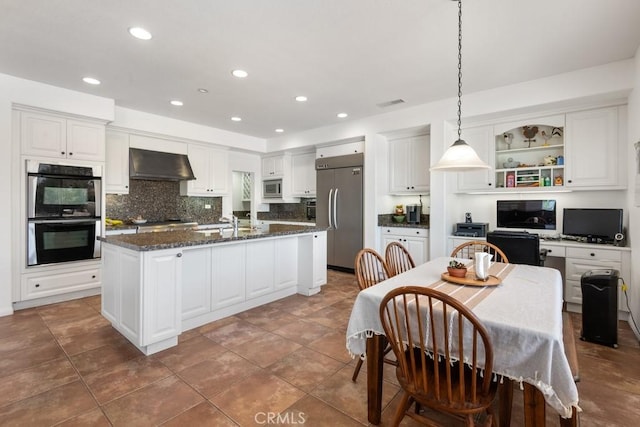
xmin=456 ymin=0 xmax=463 ymax=141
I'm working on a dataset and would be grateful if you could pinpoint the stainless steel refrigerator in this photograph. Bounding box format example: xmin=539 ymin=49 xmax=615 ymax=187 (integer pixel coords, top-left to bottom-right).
xmin=316 ymin=153 xmax=363 ymax=271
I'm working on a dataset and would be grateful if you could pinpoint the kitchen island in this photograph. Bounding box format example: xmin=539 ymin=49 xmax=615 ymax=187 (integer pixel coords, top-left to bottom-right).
xmin=100 ymin=224 xmax=327 ymax=355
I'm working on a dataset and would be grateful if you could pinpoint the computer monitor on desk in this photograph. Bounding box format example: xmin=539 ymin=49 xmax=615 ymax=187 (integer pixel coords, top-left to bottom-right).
xmin=487 ymin=231 xmax=544 ymax=266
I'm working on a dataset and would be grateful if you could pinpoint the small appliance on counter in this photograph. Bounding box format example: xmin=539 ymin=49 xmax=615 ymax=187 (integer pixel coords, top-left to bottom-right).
xmin=454 ymin=222 xmax=489 ymax=237
xmin=406 ymin=204 xmax=421 ymax=224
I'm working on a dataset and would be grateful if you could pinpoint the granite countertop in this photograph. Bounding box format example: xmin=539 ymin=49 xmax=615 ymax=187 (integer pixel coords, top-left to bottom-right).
xmin=377 ymin=213 xmax=429 ymax=229
xmin=99 ymin=224 xmax=326 ymax=251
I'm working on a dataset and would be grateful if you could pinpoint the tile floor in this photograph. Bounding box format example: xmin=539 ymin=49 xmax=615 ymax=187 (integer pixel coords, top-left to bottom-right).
xmin=0 ymin=269 xmax=639 ymax=426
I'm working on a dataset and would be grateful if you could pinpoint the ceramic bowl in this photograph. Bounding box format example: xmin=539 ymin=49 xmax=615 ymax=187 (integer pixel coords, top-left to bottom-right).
xmin=132 ymin=219 xmax=147 ymax=225
xmin=392 ymin=215 xmax=406 ymax=223
xmin=447 ymin=267 xmax=468 ymax=278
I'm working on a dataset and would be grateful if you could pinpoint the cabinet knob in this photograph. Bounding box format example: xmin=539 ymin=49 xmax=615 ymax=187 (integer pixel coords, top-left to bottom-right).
xmin=177 ymin=253 xmax=183 ymax=258
xmin=590 ymin=253 xmax=595 ymax=257
xmin=61 ymin=151 xmax=65 ymax=155
xmin=35 ymin=283 xmax=40 ymax=288
xmin=91 ymin=275 xmax=96 ymax=279
xmin=567 ymin=180 xmax=572 ymax=183
xmin=488 ymin=183 xmax=493 ymax=186
xmin=125 ymin=185 xmax=128 ymax=188
xmin=69 ymin=152 xmax=73 ymax=156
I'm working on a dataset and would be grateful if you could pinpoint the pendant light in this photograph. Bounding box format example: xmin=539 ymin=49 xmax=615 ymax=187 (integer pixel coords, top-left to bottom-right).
xmin=431 ymin=0 xmax=490 ymax=172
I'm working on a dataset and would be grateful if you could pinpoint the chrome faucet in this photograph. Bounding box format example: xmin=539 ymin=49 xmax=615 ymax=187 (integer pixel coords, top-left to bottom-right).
xmin=219 ymin=215 xmax=239 ymax=233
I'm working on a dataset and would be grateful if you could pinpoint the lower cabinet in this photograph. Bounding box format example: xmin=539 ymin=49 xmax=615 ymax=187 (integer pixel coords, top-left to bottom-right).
xmin=380 ymin=227 xmax=429 ymax=265
xmin=211 ymin=244 xmax=246 ymax=309
xmin=21 ymin=262 xmax=101 ymax=301
xmin=564 ymin=246 xmax=630 ymax=313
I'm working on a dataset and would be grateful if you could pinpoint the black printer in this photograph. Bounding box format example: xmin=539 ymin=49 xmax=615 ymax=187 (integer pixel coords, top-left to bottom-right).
xmin=454 ymin=222 xmax=489 ymax=237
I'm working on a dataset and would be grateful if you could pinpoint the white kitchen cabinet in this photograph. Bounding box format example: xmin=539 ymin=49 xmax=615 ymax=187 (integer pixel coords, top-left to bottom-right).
xmin=389 ymin=134 xmax=430 ymax=194
xmin=291 ymin=152 xmax=316 ymax=196
xmin=246 ymin=240 xmax=275 ymax=299
xmin=297 ymin=232 xmax=327 ymax=295
xmin=141 ymin=249 xmax=183 ymax=346
xmin=316 ymin=140 xmax=364 ymax=158
xmin=181 ymin=247 xmax=212 ymax=320
xmin=275 ymin=237 xmax=299 ymax=289
xmin=21 ymin=262 xmax=101 ymax=301
xmin=312 ymin=232 xmax=327 ymax=288
xmin=211 ymin=244 xmax=246 ymax=309
xmin=565 ymin=106 xmax=624 ymax=189
xmin=105 ymin=130 xmax=130 ymax=194
xmin=262 ymin=155 xmax=285 ymax=178
xmin=456 ymin=125 xmax=494 ymax=192
xmin=564 ymin=246 xmax=630 ymax=313
xmin=180 ymin=144 xmax=229 ymax=196
xmin=380 ymin=227 xmax=429 ymax=265
xmin=101 ymin=245 xmax=182 ymax=355
xmin=21 ymin=111 xmax=105 ymax=161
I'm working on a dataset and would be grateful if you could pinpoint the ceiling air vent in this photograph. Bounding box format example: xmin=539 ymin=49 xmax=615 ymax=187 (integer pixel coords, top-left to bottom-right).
xmin=377 ymin=99 xmax=405 ymax=108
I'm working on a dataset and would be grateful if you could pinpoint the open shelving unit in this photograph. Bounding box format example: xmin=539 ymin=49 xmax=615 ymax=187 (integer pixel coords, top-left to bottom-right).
xmin=494 ymin=124 xmax=565 ymax=190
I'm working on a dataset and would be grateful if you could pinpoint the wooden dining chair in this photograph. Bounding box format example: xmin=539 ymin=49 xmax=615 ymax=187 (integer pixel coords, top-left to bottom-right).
xmin=450 ymin=241 xmax=509 ymax=264
xmin=352 ymin=248 xmax=395 ymax=382
xmin=385 ymin=241 xmax=416 ymax=277
xmin=380 ymin=286 xmax=499 ymax=427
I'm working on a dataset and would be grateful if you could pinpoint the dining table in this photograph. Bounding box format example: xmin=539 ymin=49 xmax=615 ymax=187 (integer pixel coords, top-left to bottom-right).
xmin=346 ymin=256 xmax=580 ymax=426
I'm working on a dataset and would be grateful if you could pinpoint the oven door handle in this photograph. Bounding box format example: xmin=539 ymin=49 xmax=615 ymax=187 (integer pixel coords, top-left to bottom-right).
xmin=28 ymin=218 xmax=100 ymax=224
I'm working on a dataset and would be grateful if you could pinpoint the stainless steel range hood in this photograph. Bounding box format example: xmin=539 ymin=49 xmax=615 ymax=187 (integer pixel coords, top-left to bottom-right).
xmin=129 ymin=148 xmax=196 ymax=181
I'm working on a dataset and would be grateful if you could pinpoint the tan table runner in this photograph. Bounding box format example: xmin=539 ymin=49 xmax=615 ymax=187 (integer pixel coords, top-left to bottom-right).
xmin=425 ymin=262 xmax=515 ymax=309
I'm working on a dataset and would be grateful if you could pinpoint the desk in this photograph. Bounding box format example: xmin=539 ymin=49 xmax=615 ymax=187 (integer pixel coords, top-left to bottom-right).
xmin=346 ymin=257 xmax=579 ymax=425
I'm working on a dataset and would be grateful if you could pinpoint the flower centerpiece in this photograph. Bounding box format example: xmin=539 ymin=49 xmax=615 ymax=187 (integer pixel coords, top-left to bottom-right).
xmin=447 ymin=260 xmax=468 ymax=278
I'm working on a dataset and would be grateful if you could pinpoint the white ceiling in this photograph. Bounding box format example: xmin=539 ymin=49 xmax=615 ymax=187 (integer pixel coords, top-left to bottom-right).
xmin=1 ymin=0 xmax=640 ymax=139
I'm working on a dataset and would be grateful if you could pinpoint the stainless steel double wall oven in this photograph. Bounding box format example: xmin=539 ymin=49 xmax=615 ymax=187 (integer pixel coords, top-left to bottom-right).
xmin=27 ymin=162 xmax=102 ymax=266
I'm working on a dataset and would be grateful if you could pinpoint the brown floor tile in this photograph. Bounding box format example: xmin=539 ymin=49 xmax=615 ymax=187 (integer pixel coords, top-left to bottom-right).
xmin=269 ymin=347 xmax=345 ymax=392
xmin=47 ymin=312 xmax=112 ymax=339
xmin=307 ymin=329 xmax=354 ymax=363
xmin=0 ymin=381 xmax=96 ymax=426
xmin=235 ymin=304 xmax=302 ymax=332
xmin=0 ymin=327 xmax=56 ymax=356
xmin=160 ymin=401 xmax=237 ymax=426
xmin=304 ymin=304 xmax=352 ymax=330
xmin=272 ymin=318 xmax=333 ymax=345
xmin=284 ymin=394 xmax=364 ymax=426
xmin=0 ymin=357 xmax=78 ymax=407
xmin=102 ymin=375 xmax=204 ymax=426
xmin=228 ymin=332 xmax=301 ymax=368
xmin=70 ymin=339 xmax=142 ymax=376
xmin=0 ymin=309 xmax=46 ymax=339
xmin=210 ymin=371 xmax=305 ymax=426
xmin=153 ymin=335 xmax=226 ymax=371
xmin=0 ymin=337 xmax=65 ymax=378
xmin=37 ymin=299 xmax=96 ymax=325
xmin=57 ymin=324 xmax=130 ymax=356
xmin=311 ymin=364 xmax=400 ymax=424
xmin=83 ymin=356 xmax=173 ymax=404
xmin=177 ymin=351 xmax=261 ymax=399
xmin=56 ymin=407 xmax=111 ymax=426
xmin=194 ymin=315 xmax=241 ymax=334
xmin=81 ymin=295 xmax=103 ymax=313
xmin=202 ymin=318 xmax=268 ymax=347
xmin=177 ymin=327 xmax=201 ymax=343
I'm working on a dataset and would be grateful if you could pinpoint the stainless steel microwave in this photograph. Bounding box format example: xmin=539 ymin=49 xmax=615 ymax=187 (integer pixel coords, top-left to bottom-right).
xmin=263 ymin=179 xmax=282 ymax=198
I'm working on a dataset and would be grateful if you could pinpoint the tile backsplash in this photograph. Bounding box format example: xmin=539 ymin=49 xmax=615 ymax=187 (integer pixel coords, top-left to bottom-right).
xmin=106 ymin=180 xmax=223 ymax=224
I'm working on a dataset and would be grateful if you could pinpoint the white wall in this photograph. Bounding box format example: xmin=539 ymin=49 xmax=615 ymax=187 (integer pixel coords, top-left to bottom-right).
xmin=266 ymin=59 xmax=636 ymax=257
xmin=626 ymin=46 xmax=640 ymax=338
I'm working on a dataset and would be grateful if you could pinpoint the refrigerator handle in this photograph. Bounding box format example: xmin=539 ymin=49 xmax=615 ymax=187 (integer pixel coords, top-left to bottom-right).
xmin=333 ymin=188 xmax=339 ymax=229
xmin=327 ymin=188 xmax=334 ymax=228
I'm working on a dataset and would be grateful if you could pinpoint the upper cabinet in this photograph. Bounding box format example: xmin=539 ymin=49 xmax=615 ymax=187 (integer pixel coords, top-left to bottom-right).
xmin=389 ymin=134 xmax=430 ymax=194
xmin=291 ymin=152 xmax=316 ymax=197
xmin=20 ymin=111 xmax=105 ymax=161
xmin=180 ymin=144 xmax=229 ymax=196
xmin=262 ymin=155 xmax=285 ymax=178
xmin=493 ymin=115 xmax=565 ymax=190
xmin=564 ymin=106 xmax=624 ymax=189
xmin=105 ymin=130 xmax=130 ymax=194
xmin=456 ymin=125 xmax=495 ymax=191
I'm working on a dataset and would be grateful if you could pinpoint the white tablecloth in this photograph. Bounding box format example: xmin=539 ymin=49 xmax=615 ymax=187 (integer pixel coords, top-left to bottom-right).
xmin=346 ymin=257 xmax=580 ymax=418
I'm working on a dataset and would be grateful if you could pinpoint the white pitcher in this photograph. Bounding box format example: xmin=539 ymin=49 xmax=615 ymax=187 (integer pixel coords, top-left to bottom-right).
xmin=474 ymin=252 xmax=493 ymax=281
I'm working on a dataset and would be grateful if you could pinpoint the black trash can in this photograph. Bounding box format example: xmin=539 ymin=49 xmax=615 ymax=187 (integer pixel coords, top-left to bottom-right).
xmin=580 ymin=269 xmax=619 ymax=348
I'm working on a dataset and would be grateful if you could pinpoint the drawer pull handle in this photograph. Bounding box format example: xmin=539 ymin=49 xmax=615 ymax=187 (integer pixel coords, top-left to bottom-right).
xmin=177 ymin=253 xmax=183 ymax=258
xmin=590 ymin=253 xmax=595 ymax=257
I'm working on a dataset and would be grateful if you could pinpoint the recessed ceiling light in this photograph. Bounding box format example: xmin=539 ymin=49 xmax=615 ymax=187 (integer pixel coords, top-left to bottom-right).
xmin=197 ymin=88 xmax=209 ymax=93
xmin=128 ymin=27 xmax=152 ymax=40
xmin=170 ymin=100 xmax=183 ymax=106
xmin=295 ymin=95 xmax=308 ymax=102
xmin=231 ymin=69 xmax=248 ymax=78
xmin=337 ymin=112 xmax=348 ymax=118
xmin=231 ymin=116 xmax=242 ymax=122
xmin=275 ymin=128 xmax=284 ymax=133
xmin=82 ymin=77 xmax=101 ymax=85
